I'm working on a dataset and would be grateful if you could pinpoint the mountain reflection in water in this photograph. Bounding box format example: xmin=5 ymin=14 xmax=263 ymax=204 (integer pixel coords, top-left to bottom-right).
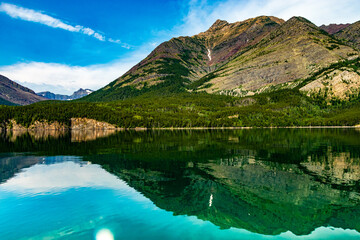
xmin=0 ymin=128 xmax=360 ymax=239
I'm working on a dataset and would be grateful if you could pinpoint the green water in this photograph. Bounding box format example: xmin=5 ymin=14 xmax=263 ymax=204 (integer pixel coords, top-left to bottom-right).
xmin=0 ymin=128 xmax=360 ymax=239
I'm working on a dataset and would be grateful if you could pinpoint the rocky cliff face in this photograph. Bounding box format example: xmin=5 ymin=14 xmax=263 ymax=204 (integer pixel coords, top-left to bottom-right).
xmin=300 ymin=69 xmax=360 ymax=101
xmin=3 ymin=119 xmax=67 ymax=132
xmin=70 ymin=118 xmax=118 ymax=130
xmin=1 ymin=118 xmax=119 ymax=132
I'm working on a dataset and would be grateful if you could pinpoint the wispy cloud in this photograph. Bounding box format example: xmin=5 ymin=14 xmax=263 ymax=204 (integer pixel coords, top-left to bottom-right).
xmin=0 ymin=2 xmax=125 ymax=44
xmin=109 ymin=38 xmax=131 ymax=49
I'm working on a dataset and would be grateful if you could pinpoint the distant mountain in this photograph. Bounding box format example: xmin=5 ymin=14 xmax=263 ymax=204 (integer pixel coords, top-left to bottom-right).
xmin=319 ymin=23 xmax=350 ymax=34
xmin=37 ymin=91 xmax=69 ymax=100
xmin=71 ymin=88 xmax=93 ymax=99
xmin=334 ymin=21 xmax=360 ymax=50
xmin=37 ymin=88 xmax=93 ymax=100
xmin=0 ymin=75 xmax=46 ymax=105
xmin=85 ymin=16 xmax=358 ymax=101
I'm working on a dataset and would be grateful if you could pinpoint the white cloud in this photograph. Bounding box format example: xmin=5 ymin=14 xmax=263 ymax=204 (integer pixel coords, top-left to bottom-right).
xmin=93 ymin=32 xmax=105 ymax=41
xmin=0 ymin=61 xmax=132 ymax=94
xmin=0 ymin=46 xmax=150 ymax=94
xmin=0 ymin=2 xmax=77 ymax=30
xmin=0 ymin=2 xmax=127 ymax=45
xmin=173 ymin=0 xmax=360 ymax=37
xmin=81 ymin=27 xmax=95 ymax=36
xmin=109 ymin=38 xmax=131 ymax=49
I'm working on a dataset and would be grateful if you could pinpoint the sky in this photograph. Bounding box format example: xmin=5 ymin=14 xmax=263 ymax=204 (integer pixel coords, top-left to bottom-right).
xmin=0 ymin=0 xmax=359 ymax=94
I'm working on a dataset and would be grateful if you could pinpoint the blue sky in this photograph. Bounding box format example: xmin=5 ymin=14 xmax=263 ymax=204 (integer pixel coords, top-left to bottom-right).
xmin=0 ymin=0 xmax=185 ymax=66
xmin=0 ymin=0 xmax=359 ymax=94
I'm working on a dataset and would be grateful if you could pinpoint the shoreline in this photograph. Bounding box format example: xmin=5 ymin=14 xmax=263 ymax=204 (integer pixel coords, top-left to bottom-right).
xmin=1 ymin=118 xmax=358 ymax=132
xmin=1 ymin=125 xmax=359 ymax=132
xmin=132 ymin=126 xmax=360 ymax=130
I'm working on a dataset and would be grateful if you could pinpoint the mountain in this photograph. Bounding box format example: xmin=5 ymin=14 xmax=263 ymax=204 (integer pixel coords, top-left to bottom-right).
xmin=201 ymin=17 xmax=356 ymax=96
xmin=319 ymin=23 xmax=350 ymax=34
xmin=37 ymin=88 xmax=93 ymax=100
xmin=334 ymin=21 xmax=360 ymax=50
xmin=71 ymin=88 xmax=93 ymax=99
xmin=37 ymin=91 xmax=70 ymax=100
xmin=86 ymin=16 xmax=284 ymax=100
xmin=85 ymin=16 xmax=358 ymax=101
xmin=0 ymin=75 xmax=46 ymax=105
xmin=1 ymin=16 xmax=360 ymax=129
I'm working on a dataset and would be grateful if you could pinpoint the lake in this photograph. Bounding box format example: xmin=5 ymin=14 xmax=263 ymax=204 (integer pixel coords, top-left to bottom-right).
xmin=0 ymin=128 xmax=360 ymax=240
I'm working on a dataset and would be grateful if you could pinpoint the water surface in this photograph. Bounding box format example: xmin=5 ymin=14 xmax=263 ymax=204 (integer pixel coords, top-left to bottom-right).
xmin=1 ymin=129 xmax=360 ymax=239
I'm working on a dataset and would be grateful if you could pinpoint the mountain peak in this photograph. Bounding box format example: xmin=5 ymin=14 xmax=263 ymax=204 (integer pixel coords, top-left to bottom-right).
xmin=334 ymin=20 xmax=360 ymax=50
xmin=209 ymin=19 xmax=228 ymax=30
xmin=320 ymin=23 xmax=351 ymax=34
xmin=270 ymin=16 xmax=319 ymax=37
xmin=86 ymin=15 xmax=357 ymax=102
xmin=286 ymin=16 xmax=316 ymax=27
xmin=37 ymin=88 xmax=93 ymax=101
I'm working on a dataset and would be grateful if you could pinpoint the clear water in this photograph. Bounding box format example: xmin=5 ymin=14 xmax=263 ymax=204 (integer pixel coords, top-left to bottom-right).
xmin=1 ymin=129 xmax=360 ymax=240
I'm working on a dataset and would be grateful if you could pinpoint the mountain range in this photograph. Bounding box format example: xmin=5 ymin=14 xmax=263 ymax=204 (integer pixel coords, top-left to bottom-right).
xmin=3 ymin=16 xmax=360 ymax=104
xmin=1 ymin=16 xmax=360 ymax=128
xmin=37 ymin=88 xmax=93 ymax=101
xmin=86 ymin=16 xmax=360 ymax=102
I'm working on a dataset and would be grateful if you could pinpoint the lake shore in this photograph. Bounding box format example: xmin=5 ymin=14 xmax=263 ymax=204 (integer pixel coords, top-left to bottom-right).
xmin=1 ymin=125 xmax=359 ymax=132
xmin=1 ymin=117 xmax=359 ymax=134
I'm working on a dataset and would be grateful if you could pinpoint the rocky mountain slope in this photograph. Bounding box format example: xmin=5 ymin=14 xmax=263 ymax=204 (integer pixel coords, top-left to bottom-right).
xmin=86 ymin=16 xmax=359 ymax=101
xmin=87 ymin=16 xmax=284 ymax=100
xmin=202 ymin=17 xmax=356 ymax=96
xmin=37 ymin=88 xmax=93 ymax=100
xmin=299 ymin=59 xmax=360 ymax=102
xmin=0 ymin=75 xmax=46 ymax=105
xmin=334 ymin=21 xmax=360 ymax=50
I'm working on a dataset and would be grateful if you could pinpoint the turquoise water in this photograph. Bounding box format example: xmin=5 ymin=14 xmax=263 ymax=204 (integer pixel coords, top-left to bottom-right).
xmin=0 ymin=129 xmax=360 ymax=239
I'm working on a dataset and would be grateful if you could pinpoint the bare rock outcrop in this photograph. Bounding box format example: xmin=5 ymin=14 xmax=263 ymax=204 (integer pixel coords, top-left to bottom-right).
xmin=70 ymin=118 xmax=118 ymax=130
xmin=1 ymin=118 xmax=119 ymax=132
xmin=300 ymin=69 xmax=360 ymax=101
xmin=28 ymin=120 xmax=67 ymax=131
